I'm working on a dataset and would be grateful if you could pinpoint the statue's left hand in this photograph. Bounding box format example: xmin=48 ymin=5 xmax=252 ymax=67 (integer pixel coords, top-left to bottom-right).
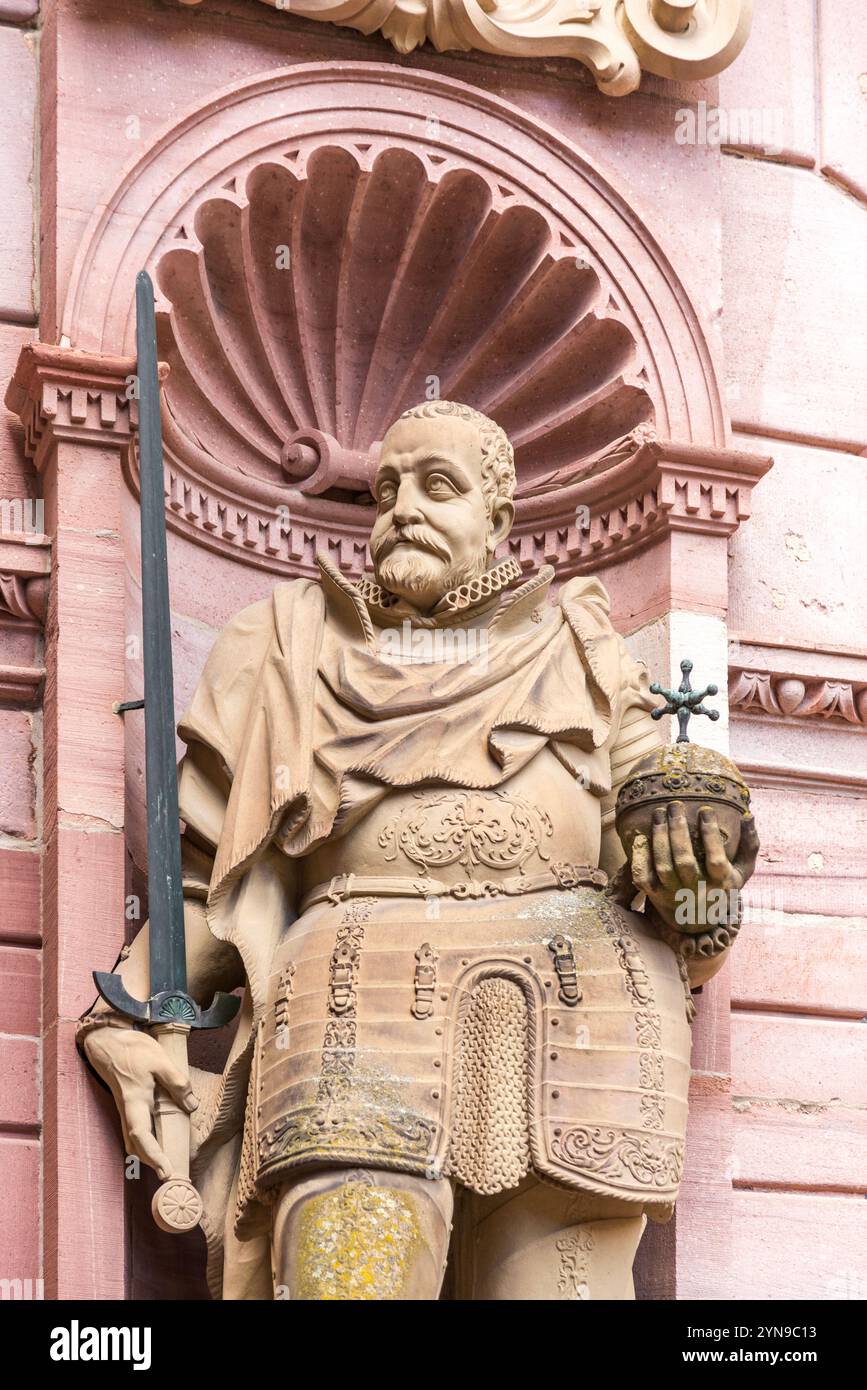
xmin=629 ymin=800 xmax=759 ymax=932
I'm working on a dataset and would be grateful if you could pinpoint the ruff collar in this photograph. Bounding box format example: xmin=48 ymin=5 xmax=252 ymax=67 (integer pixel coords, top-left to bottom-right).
xmin=316 ymin=553 xmax=555 ymax=639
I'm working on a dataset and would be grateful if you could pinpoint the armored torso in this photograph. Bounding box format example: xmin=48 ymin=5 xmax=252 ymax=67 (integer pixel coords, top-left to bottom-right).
xmin=238 ymin=755 xmax=694 ymax=1231
xmin=296 ymin=747 xmax=603 ymax=897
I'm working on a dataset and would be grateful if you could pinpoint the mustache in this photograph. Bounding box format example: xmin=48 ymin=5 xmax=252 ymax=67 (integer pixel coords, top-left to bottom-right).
xmin=371 ymin=525 xmax=451 ymax=564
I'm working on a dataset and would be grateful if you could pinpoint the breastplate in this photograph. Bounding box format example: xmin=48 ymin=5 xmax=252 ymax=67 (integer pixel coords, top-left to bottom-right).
xmin=299 ymin=748 xmax=603 ymax=894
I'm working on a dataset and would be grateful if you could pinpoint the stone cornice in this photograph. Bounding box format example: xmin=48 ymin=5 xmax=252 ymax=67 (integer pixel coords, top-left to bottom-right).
xmin=0 ymin=533 xmax=51 ymax=625
xmin=4 ymin=343 xmax=137 ymax=474
xmin=736 ymin=762 xmax=867 ymax=797
xmin=4 ymin=346 xmax=772 ymax=584
xmin=512 ymin=431 xmax=773 ymax=573
xmin=0 ymin=662 xmax=45 ymax=705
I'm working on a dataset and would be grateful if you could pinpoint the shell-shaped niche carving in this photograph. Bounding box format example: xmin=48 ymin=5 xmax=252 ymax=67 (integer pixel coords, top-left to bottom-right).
xmin=153 ymin=145 xmax=653 ymax=502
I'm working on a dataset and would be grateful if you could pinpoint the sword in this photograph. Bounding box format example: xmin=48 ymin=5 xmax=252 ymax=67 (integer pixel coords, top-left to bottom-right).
xmin=95 ymin=271 xmax=240 ymax=1233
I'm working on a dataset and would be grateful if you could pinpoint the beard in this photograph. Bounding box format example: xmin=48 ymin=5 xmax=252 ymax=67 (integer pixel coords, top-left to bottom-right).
xmin=372 ymin=526 xmax=488 ymax=607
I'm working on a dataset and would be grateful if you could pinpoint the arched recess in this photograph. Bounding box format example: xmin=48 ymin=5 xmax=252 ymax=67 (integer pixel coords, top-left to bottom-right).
xmin=61 ymin=61 xmax=734 ymax=582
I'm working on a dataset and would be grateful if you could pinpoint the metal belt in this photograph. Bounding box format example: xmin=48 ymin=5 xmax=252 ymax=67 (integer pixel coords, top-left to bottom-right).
xmin=299 ymin=862 xmax=608 ymax=914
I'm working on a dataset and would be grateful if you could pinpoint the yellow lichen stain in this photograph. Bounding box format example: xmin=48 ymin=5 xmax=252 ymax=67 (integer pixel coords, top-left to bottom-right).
xmin=295 ymin=1181 xmax=421 ymax=1300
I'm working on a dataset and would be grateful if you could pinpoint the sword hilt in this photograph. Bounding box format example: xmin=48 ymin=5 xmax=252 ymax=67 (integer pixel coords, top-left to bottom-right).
xmin=150 ymin=1023 xmax=202 ymax=1234
xmin=93 ymin=971 xmax=240 ymax=1029
xmin=92 ymin=972 xmax=240 ymax=1235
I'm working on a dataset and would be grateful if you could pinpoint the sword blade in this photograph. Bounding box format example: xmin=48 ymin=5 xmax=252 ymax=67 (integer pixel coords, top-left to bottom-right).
xmin=135 ymin=270 xmax=186 ymax=998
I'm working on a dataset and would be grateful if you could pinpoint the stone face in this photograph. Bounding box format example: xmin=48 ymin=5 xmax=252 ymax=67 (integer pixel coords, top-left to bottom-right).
xmin=734 ymin=1102 xmax=867 ymax=1193
xmin=0 ymin=322 xmax=36 ymax=498
xmin=0 ymin=1136 xmax=40 ymax=1285
xmin=733 ymin=1013 xmax=867 ymax=1108
xmin=0 ymin=25 xmax=36 ymax=323
xmin=818 ymin=0 xmax=867 ymax=202
xmin=673 ymin=1076 xmax=735 ymax=1301
xmin=42 ymin=824 xmax=126 ymax=1024
xmin=719 ymin=0 xmax=816 ymax=164
xmin=732 ymin=1192 xmax=867 ymax=1300
xmin=42 ymin=1021 xmax=127 ymax=1299
xmin=0 ymin=1 xmax=38 ymax=18
xmin=0 ymin=1036 xmax=38 ymax=1128
xmin=45 ymin=525 xmax=125 ymax=836
xmin=734 ymin=915 xmax=867 ymax=1016
xmin=728 ymin=433 xmax=867 ymax=652
xmin=0 ymin=848 xmax=40 ymax=944
xmin=735 ymin=785 xmax=867 ymax=919
xmin=0 ymin=708 xmax=35 ymax=838
xmin=722 ymin=160 xmax=867 ymax=448
xmin=0 ymin=944 xmax=39 ymax=1034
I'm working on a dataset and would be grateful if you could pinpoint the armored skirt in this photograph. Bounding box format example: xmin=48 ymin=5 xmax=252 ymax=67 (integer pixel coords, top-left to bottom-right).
xmin=237 ymin=885 xmax=693 ymax=1232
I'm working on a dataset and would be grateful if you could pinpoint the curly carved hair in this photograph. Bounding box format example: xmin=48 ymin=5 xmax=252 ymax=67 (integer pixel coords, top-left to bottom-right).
xmin=392 ymin=400 xmax=516 ymax=512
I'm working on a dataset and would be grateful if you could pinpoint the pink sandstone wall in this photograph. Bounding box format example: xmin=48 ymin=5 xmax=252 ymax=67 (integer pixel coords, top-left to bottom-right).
xmin=0 ymin=0 xmax=864 ymax=1300
xmin=719 ymin=2 xmax=867 ymax=1301
xmin=0 ymin=3 xmax=41 ymax=1297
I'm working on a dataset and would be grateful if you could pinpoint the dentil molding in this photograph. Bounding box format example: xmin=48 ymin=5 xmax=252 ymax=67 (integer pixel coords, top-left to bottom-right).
xmin=177 ymin=0 xmax=752 ymax=97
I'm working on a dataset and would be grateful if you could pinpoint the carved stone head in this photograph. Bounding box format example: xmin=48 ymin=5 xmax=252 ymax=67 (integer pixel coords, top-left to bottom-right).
xmin=369 ymin=401 xmax=516 ymax=611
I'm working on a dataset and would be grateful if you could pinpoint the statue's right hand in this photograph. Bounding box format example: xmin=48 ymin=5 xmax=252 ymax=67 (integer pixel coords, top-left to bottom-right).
xmin=83 ymin=1024 xmax=198 ymax=1180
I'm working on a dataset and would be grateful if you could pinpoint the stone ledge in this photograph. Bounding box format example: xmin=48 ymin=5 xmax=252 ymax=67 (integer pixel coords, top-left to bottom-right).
xmin=4 ymin=343 xmax=137 ymax=475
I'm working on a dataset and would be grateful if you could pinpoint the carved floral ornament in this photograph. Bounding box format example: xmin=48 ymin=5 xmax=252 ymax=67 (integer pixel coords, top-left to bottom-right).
xmin=179 ymin=0 xmax=752 ymax=97
xmin=729 ymin=669 xmax=867 ymax=728
xmin=16 ymin=62 xmax=773 ymax=587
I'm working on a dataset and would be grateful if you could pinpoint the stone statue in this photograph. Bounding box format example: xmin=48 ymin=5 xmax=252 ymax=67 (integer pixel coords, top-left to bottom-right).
xmin=78 ymin=401 xmax=758 ymax=1300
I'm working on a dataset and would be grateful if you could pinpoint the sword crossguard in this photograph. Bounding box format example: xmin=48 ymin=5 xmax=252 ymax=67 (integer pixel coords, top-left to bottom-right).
xmin=93 ymin=971 xmax=241 ymax=1030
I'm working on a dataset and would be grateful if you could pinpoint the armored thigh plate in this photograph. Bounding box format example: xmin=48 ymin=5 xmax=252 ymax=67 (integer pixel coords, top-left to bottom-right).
xmin=242 ymin=887 xmax=693 ymax=1230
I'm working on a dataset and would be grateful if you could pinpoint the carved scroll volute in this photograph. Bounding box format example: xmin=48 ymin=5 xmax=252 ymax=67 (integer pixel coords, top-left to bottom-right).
xmin=182 ymin=0 xmax=753 ymax=96
xmin=281 ymin=430 xmax=379 ymax=496
xmin=622 ymin=0 xmax=752 ymax=82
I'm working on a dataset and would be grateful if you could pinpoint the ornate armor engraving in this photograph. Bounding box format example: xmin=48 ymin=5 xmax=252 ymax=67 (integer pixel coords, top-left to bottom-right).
xmin=260 ymin=1107 xmax=437 ymax=1174
xmin=274 ymin=962 xmax=295 ymax=1038
xmin=378 ymin=790 xmax=553 ymax=878
xmin=551 ymin=1127 xmax=685 ymax=1193
xmin=327 ymin=904 xmax=370 ymax=1016
xmin=556 ymin=1228 xmax=595 ymax=1300
xmin=320 ymin=1020 xmax=357 ymax=1103
xmin=609 ymin=929 xmax=666 ymax=1131
xmin=676 ymin=953 xmax=698 ymax=1024
xmin=548 ymin=934 xmax=583 ymax=1005
xmin=411 ymin=943 xmax=439 ymax=1020
xmin=617 ymin=743 xmax=750 ymax=815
